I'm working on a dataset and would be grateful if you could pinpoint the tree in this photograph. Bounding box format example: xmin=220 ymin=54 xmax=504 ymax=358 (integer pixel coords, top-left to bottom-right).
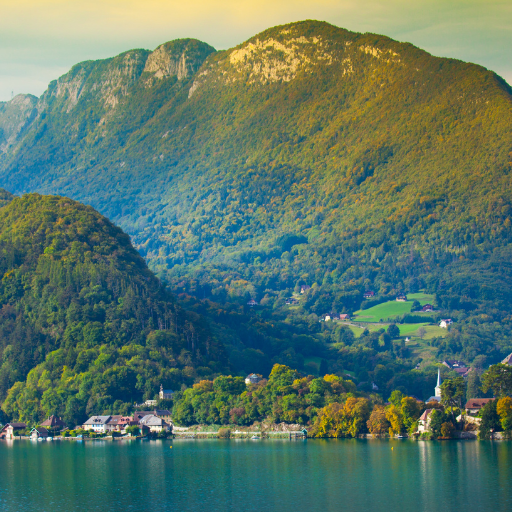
xmin=367 ymin=405 xmax=391 ymax=434
xmin=417 ymin=327 xmax=427 ymax=339
xmin=466 ymin=369 xmax=482 ymax=402
xmin=441 ymin=377 xmax=466 ymax=424
xmin=440 ymin=422 xmax=454 ymax=438
xmin=429 ymin=409 xmax=447 ymax=438
xmin=387 ymin=324 xmax=400 ymax=339
xmin=496 ymin=397 xmax=512 ymax=432
xmin=481 ymin=364 xmax=512 ymax=398
xmin=478 ymin=399 xmax=500 ymax=439
xmin=125 ymin=425 xmax=140 ymax=436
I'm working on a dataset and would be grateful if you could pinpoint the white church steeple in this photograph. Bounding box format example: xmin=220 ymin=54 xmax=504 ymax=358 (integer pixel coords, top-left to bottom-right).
xmin=435 ymin=368 xmax=442 ymax=398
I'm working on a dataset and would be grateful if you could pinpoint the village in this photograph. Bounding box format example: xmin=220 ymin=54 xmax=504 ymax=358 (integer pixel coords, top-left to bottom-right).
xmin=2 ymin=354 xmax=511 ymax=441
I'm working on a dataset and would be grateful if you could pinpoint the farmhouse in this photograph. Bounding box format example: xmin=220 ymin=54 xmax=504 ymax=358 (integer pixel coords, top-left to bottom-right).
xmin=422 ymin=304 xmax=434 ymax=312
xmin=247 ymin=299 xmax=258 ymax=307
xmin=300 ymin=285 xmax=311 ymax=294
xmin=396 ymin=293 xmax=407 ymax=302
xmin=439 ymin=319 xmax=453 ymax=329
xmin=363 ymin=291 xmax=375 ymax=299
xmin=339 ymin=314 xmax=351 ymax=321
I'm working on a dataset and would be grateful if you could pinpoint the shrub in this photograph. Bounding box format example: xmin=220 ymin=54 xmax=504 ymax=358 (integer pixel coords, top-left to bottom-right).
xmin=218 ymin=428 xmax=231 ymax=438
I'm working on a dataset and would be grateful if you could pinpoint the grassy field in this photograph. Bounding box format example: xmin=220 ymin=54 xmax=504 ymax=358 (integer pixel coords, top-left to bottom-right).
xmin=353 ymin=293 xmax=435 ymax=323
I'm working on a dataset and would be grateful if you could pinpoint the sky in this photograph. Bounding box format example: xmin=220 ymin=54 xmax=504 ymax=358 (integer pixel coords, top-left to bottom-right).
xmin=0 ymin=0 xmax=510 ymax=102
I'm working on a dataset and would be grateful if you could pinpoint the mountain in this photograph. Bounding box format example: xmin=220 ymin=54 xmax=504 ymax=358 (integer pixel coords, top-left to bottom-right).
xmin=0 ymin=192 xmax=228 ymax=424
xmin=1 ymin=20 xmax=512 ymax=367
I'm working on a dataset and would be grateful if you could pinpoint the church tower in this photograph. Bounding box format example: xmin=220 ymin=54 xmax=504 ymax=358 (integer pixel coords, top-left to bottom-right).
xmin=435 ymin=368 xmax=442 ymax=398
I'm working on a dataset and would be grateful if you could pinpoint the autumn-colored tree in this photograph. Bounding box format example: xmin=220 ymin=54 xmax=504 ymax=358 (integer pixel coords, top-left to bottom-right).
xmin=314 ymin=397 xmax=370 ymax=438
xmin=385 ymin=405 xmax=404 ymax=435
xmin=440 ymin=422 xmax=454 ymax=438
xmin=497 ymin=397 xmax=512 ymax=431
xmin=367 ymin=405 xmax=390 ymax=434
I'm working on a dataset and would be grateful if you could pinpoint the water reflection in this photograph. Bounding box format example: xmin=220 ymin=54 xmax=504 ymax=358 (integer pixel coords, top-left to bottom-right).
xmin=0 ymin=439 xmax=511 ymax=512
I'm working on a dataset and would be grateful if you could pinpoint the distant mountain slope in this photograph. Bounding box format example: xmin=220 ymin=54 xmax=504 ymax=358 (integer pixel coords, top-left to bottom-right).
xmin=0 ymin=193 xmax=227 ymax=424
xmin=1 ymin=20 xmax=512 ymax=315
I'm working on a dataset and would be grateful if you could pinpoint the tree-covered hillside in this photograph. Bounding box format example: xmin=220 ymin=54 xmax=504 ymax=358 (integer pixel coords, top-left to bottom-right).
xmin=1 ymin=20 xmax=512 ymax=369
xmin=0 ymin=193 xmax=229 ymax=424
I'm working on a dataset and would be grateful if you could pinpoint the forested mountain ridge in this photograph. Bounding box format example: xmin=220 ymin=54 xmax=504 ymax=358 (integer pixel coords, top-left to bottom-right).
xmin=1 ymin=20 xmax=512 ymax=367
xmin=0 ymin=193 xmax=229 ymax=424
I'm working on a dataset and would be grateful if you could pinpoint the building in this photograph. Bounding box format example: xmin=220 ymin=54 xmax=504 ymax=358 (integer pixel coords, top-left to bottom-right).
xmin=154 ymin=410 xmax=173 ymax=422
xmin=30 ymin=427 xmax=49 ymax=440
xmin=285 ymin=297 xmax=299 ymax=305
xmin=159 ymin=384 xmax=174 ymax=400
xmin=427 ymin=369 xmax=442 ymax=403
xmin=139 ymin=414 xmax=170 ymax=433
xmin=339 ymin=314 xmax=350 ymax=321
xmin=0 ymin=423 xmax=27 ymax=440
xmin=442 ymin=360 xmax=466 ymax=369
xmin=422 ymin=304 xmax=434 ymax=312
xmin=82 ymin=416 xmax=112 ymax=433
xmin=245 ymin=373 xmax=262 ymax=385
xmin=247 ymin=299 xmax=258 ymax=307
xmin=108 ymin=416 xmax=135 ymax=432
xmin=396 ymin=293 xmax=407 ymax=302
xmin=324 ymin=315 xmax=331 ymax=321
xmin=363 ymin=291 xmax=375 ymax=299
xmin=417 ymin=409 xmax=433 ymax=433
xmin=144 ymin=399 xmax=158 ymax=407
xmin=41 ymin=415 xmax=66 ymax=431
xmin=502 ymin=353 xmax=512 ymax=365
xmin=439 ymin=319 xmax=453 ymax=329
xmin=465 ymin=398 xmax=494 ymax=415
xmin=300 ymin=285 xmax=311 ymax=294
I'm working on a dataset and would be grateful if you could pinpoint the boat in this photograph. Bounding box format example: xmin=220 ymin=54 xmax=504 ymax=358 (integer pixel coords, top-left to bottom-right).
xmin=396 ymin=435 xmax=407 ymax=439
xmin=251 ymin=435 xmax=260 ymax=440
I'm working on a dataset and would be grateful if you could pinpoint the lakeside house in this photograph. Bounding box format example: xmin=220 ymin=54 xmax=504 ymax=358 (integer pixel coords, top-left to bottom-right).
xmin=245 ymin=373 xmax=262 ymax=385
xmin=83 ymin=416 xmax=112 ymax=433
xmin=0 ymin=423 xmax=27 ymax=440
xmin=41 ymin=415 xmax=66 ymax=431
xmin=465 ymin=398 xmax=494 ymax=415
xmin=417 ymin=409 xmax=433 ymax=433
xmin=30 ymin=427 xmax=49 ymax=440
xmin=139 ymin=415 xmax=170 ymax=433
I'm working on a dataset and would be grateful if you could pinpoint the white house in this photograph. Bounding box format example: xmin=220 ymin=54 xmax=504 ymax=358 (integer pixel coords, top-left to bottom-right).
xmin=417 ymin=409 xmax=433 ymax=433
xmin=82 ymin=416 xmax=112 ymax=433
xmin=439 ymin=319 xmax=453 ymax=329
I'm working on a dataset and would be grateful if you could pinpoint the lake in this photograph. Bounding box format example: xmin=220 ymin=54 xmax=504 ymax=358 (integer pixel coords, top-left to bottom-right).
xmin=1 ymin=439 xmax=511 ymax=511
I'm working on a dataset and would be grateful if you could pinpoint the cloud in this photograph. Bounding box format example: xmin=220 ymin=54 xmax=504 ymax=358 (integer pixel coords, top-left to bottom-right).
xmin=0 ymin=0 xmax=510 ymax=100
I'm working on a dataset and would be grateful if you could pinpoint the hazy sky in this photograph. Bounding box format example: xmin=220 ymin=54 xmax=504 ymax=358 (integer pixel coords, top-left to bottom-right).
xmin=1 ymin=0 xmax=510 ymax=101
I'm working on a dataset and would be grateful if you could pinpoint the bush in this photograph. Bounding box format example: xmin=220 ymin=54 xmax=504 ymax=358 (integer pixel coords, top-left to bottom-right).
xmin=218 ymin=428 xmax=231 ymax=438
xmin=420 ymin=432 xmax=434 ymax=440
xmin=440 ymin=422 xmax=455 ymax=439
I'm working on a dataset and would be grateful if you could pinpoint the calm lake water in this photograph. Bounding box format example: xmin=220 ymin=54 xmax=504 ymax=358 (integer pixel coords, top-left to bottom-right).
xmin=1 ymin=439 xmax=511 ymax=511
